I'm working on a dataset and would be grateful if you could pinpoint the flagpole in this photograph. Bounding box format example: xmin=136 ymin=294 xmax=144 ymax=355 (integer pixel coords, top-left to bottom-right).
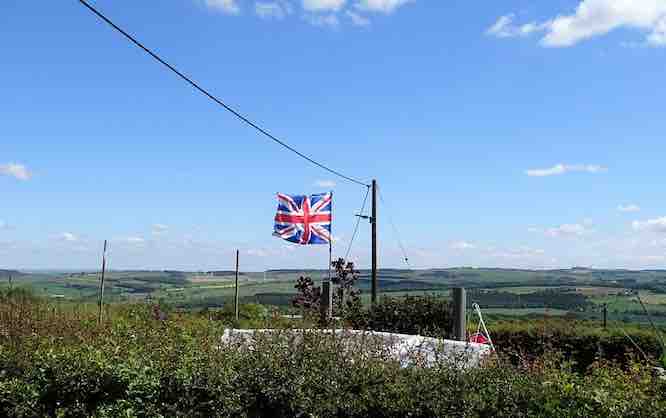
xmin=328 ymin=191 xmax=333 ymax=284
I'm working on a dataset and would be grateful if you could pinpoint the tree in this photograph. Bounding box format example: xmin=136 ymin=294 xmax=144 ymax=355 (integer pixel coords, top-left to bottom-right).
xmin=292 ymin=258 xmax=361 ymax=315
xmin=293 ymin=275 xmax=321 ymax=310
xmin=331 ymin=258 xmax=361 ymax=312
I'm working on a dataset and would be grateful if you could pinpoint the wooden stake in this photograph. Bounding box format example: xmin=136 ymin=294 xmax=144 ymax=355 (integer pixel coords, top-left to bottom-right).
xmin=453 ymin=288 xmax=466 ymax=341
xmin=371 ymin=179 xmax=378 ymax=305
xmin=320 ymin=281 xmax=332 ymax=323
xmin=234 ymin=249 xmax=240 ymax=322
xmin=97 ymin=240 xmax=107 ymax=324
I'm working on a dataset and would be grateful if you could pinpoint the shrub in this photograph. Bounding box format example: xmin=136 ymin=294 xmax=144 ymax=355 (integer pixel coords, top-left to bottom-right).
xmin=346 ymin=295 xmax=454 ymax=338
xmin=489 ymin=319 xmax=664 ymax=371
xmin=2 ymin=294 xmax=666 ymax=417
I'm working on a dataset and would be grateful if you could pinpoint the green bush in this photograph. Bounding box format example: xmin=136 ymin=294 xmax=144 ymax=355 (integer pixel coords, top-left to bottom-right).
xmin=346 ymin=296 xmax=664 ymax=371
xmin=489 ymin=320 xmax=663 ymax=371
xmin=206 ymin=303 xmax=270 ymax=324
xmin=2 ymin=295 xmax=666 ymax=417
xmin=345 ymin=295 xmax=454 ymax=338
xmin=2 ymin=327 xmax=666 ymax=417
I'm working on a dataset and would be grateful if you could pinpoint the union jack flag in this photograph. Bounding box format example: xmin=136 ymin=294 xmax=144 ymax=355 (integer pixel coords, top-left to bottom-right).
xmin=273 ymin=192 xmax=332 ymax=245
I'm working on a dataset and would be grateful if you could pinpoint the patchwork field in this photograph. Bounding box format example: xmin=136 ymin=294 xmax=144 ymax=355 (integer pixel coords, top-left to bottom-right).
xmin=3 ymin=267 xmax=666 ymax=322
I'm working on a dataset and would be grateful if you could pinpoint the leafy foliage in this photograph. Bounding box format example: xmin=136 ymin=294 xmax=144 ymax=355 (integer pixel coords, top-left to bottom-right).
xmin=331 ymin=258 xmax=361 ymax=313
xmin=489 ymin=319 xmax=664 ymax=372
xmin=292 ymin=258 xmax=362 ymax=315
xmin=2 ymin=291 xmax=666 ymax=417
xmin=292 ymin=275 xmax=321 ymax=311
xmin=346 ymin=295 xmax=454 ymax=338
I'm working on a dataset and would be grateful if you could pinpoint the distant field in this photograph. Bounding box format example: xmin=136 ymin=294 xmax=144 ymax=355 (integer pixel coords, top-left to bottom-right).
xmin=3 ymin=268 xmax=666 ymax=322
xmin=479 ymin=308 xmax=570 ymax=317
xmin=359 ymin=290 xmax=450 ymax=304
xmin=495 ymin=286 xmax=628 ymax=296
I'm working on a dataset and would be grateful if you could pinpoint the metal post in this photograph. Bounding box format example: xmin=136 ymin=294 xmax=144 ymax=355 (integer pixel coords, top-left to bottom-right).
xmin=97 ymin=240 xmax=107 ymax=324
xmin=234 ymin=249 xmax=240 ymax=322
xmin=453 ymin=288 xmax=466 ymax=341
xmin=371 ymin=179 xmax=378 ymax=305
xmin=320 ymin=281 xmax=332 ymax=323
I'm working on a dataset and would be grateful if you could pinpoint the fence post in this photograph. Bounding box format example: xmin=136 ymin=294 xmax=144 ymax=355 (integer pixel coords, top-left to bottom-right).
xmin=234 ymin=249 xmax=240 ymax=322
xmin=453 ymin=288 xmax=466 ymax=341
xmin=320 ymin=281 xmax=332 ymax=324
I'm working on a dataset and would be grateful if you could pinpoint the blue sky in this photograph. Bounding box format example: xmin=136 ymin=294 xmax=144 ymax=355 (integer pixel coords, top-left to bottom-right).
xmin=2 ymin=0 xmax=666 ymax=271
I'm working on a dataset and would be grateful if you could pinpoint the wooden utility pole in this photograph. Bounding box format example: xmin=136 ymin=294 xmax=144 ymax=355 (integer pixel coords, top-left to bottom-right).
xmin=97 ymin=240 xmax=107 ymax=324
xmin=371 ymin=179 xmax=378 ymax=305
xmin=234 ymin=249 xmax=240 ymax=322
xmin=603 ymin=303 xmax=607 ymax=329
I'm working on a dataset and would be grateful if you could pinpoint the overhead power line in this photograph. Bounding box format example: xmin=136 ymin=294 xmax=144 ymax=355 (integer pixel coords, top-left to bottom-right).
xmin=344 ymin=185 xmax=371 ymax=260
xmin=78 ymin=0 xmax=369 ymax=188
xmin=379 ymin=190 xmax=411 ymax=268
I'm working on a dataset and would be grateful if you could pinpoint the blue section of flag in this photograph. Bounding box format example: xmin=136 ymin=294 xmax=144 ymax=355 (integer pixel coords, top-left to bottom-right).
xmin=273 ymin=192 xmax=332 ymax=245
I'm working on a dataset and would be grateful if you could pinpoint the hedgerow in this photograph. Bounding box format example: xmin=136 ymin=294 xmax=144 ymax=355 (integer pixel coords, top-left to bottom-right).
xmin=1 ymin=294 xmax=666 ymax=417
xmin=346 ymin=296 xmax=664 ymax=370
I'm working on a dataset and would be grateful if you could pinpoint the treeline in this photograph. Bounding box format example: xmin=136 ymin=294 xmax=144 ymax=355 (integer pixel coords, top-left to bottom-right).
xmin=468 ymin=289 xmax=592 ymax=311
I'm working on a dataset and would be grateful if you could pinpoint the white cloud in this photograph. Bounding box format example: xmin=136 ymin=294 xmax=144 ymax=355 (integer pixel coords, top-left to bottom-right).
xmin=0 ymin=220 xmax=7 ymax=230
xmin=247 ymin=248 xmax=269 ymax=257
xmin=0 ymin=163 xmax=32 ymax=181
xmin=491 ymin=247 xmax=546 ymax=259
xmin=650 ymin=238 xmax=666 ymax=247
xmin=526 ymin=163 xmax=607 ymax=177
xmin=451 ymin=241 xmax=476 ymax=250
xmin=302 ymin=0 xmax=346 ymax=12
xmin=314 ymin=179 xmax=337 ymax=188
xmin=524 ymin=221 xmax=592 ymax=242
xmin=200 ymin=0 xmax=410 ymax=27
xmin=633 ymin=217 xmax=666 ymax=233
xmin=346 ymin=10 xmax=371 ymax=26
xmin=124 ymin=236 xmax=146 ymax=244
xmin=304 ymin=13 xmax=339 ymax=27
xmin=618 ymin=204 xmax=641 ymax=213
xmin=487 ymin=14 xmax=516 ymax=38
xmin=542 ymin=0 xmax=666 ymax=47
xmin=486 ymin=14 xmax=548 ymax=38
xmin=490 ymin=1 xmax=666 ymax=48
xmin=60 ymin=232 xmax=79 ymax=242
xmin=205 ymin=0 xmax=241 ymax=14
xmin=636 ymin=255 xmax=666 ymax=263
xmin=355 ymin=0 xmax=414 ymax=14
xmin=152 ymin=224 xmax=169 ymax=234
xmin=648 ymin=18 xmax=666 ymax=45
xmin=256 ymin=1 xmax=293 ymax=19
xmin=545 ymin=223 xmax=589 ymax=238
